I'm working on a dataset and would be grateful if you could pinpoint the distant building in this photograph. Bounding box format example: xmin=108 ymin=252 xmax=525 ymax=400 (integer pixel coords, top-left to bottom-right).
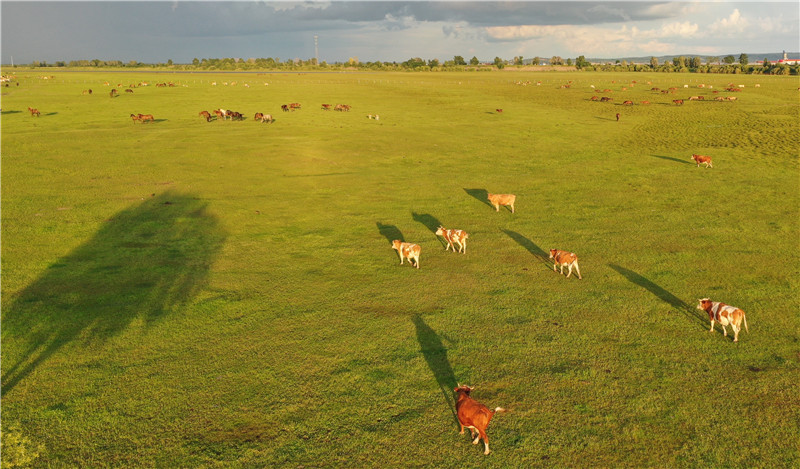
xmin=774 ymin=51 xmax=799 ymax=65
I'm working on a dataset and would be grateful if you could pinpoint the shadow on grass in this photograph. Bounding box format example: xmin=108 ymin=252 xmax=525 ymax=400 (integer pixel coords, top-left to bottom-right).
xmin=1 ymin=110 xmax=22 ymax=115
xmin=463 ymin=188 xmax=491 ymax=209
xmin=502 ymin=230 xmax=551 ymax=267
xmin=650 ymin=154 xmax=692 ymax=165
xmin=411 ymin=212 xmax=446 ymax=248
xmin=376 ymin=222 xmax=403 ymax=244
xmin=608 ymin=264 xmax=707 ymax=330
xmin=412 ymin=314 xmax=458 ymax=425
xmin=1 ymin=191 xmax=226 ymax=396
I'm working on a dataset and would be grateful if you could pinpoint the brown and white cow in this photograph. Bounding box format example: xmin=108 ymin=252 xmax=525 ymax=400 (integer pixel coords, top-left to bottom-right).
xmin=549 ymin=249 xmax=582 ymax=279
xmin=391 ymin=240 xmax=421 ymax=269
xmin=435 ymin=226 xmax=469 ymax=253
xmin=454 ymin=385 xmax=506 ymax=455
xmin=697 ymin=298 xmax=749 ymax=342
xmin=487 ymin=193 xmax=515 ymax=213
xmin=691 ymin=154 xmax=713 ymax=168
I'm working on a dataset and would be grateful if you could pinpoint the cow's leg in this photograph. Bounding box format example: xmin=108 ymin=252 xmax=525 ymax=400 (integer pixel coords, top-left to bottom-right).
xmin=732 ymin=324 xmax=740 ymax=342
xmin=414 ymin=256 xmax=419 ymax=269
xmin=573 ymin=262 xmax=582 ymax=280
xmin=566 ymin=264 xmax=573 ymax=278
xmin=399 ymin=255 xmax=404 ymax=265
xmin=493 ymin=204 xmax=499 ymax=212
xmin=459 ymin=423 xmax=465 ymax=435
xmin=510 ymin=203 xmax=515 ymax=213
xmin=709 ymin=320 xmax=715 ymax=333
xmin=721 ymin=324 xmax=728 ymax=336
xmin=481 ymin=432 xmax=490 ymax=455
xmin=460 ymin=240 xmax=466 ymax=253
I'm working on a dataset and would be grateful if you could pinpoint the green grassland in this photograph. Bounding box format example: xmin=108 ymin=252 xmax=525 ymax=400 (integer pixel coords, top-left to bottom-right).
xmin=2 ymin=69 xmax=799 ymax=467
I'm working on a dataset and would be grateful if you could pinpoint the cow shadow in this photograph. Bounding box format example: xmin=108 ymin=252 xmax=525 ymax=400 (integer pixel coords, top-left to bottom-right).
xmin=411 ymin=212 xmax=445 ymax=247
xmin=1 ymin=110 xmax=22 ymax=115
xmin=608 ymin=264 xmax=707 ymax=330
xmin=502 ymin=230 xmax=550 ymax=266
xmin=376 ymin=222 xmax=403 ymax=244
xmin=463 ymin=188 xmax=492 ymax=208
xmin=43 ymin=112 xmax=58 ymax=116
xmin=152 ymin=119 xmax=168 ymax=123
xmin=1 ymin=192 xmax=227 ymax=396
xmin=412 ymin=314 xmax=459 ymax=425
xmin=650 ymin=154 xmax=692 ymax=165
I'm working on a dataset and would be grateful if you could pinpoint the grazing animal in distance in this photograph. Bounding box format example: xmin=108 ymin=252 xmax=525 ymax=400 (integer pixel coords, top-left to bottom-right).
xmin=435 ymin=226 xmax=469 ymax=253
xmin=281 ymin=104 xmax=289 ymax=112
xmin=109 ymin=88 xmax=118 ymax=98
xmin=199 ymin=110 xmax=211 ymax=122
xmin=125 ymin=89 xmax=134 ymax=93
xmin=622 ymin=100 xmax=633 ymax=106
xmin=691 ymin=154 xmax=713 ymax=168
xmin=391 ymin=240 xmax=421 ymax=269
xmin=496 ymin=109 xmax=503 ymax=113
xmin=454 ymin=385 xmax=506 ymax=455
xmin=487 ymin=193 xmax=515 ymax=213
xmin=321 ymin=104 xmax=332 ymax=110
xmin=28 ymin=107 xmax=40 ymax=117
xmin=673 ymin=99 xmax=684 ymax=105
xmin=549 ymin=249 xmax=582 ymax=279
xmin=130 ymin=113 xmax=141 ymax=123
xmin=697 ymin=298 xmax=749 ymax=342
xmin=214 ymin=109 xmax=225 ymax=120
xmin=137 ymin=114 xmax=155 ymax=123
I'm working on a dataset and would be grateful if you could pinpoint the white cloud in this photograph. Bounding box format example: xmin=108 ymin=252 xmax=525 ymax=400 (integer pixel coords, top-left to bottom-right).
xmin=709 ymin=9 xmax=750 ymax=36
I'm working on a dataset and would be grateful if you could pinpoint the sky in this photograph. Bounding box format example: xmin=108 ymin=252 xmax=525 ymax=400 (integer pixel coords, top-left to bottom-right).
xmin=1 ymin=1 xmax=798 ymax=64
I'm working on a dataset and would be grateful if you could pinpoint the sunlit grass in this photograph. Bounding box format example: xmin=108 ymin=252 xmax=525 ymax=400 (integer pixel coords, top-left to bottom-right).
xmin=1 ymin=69 xmax=798 ymax=467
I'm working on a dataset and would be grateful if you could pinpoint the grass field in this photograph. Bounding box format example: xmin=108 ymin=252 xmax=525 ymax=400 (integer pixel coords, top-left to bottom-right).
xmin=2 ymin=69 xmax=799 ymax=467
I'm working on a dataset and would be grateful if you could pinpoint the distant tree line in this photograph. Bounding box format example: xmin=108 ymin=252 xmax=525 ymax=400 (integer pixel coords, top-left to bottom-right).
xmin=16 ymin=53 xmax=798 ymax=75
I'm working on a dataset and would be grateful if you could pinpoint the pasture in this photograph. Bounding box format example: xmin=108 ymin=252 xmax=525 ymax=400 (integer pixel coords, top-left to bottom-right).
xmin=1 ymin=69 xmax=798 ymax=467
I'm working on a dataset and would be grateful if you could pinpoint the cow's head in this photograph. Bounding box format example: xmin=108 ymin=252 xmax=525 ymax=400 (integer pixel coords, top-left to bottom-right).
xmin=435 ymin=226 xmax=445 ymax=236
xmin=549 ymin=249 xmax=557 ymax=259
xmin=454 ymin=384 xmax=474 ymax=395
xmin=697 ymin=298 xmax=712 ymax=311
xmin=391 ymin=240 xmax=402 ymax=251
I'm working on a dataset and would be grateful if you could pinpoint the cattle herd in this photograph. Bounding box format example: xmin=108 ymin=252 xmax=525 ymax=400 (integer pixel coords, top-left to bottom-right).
xmin=17 ymin=75 xmax=762 ymax=456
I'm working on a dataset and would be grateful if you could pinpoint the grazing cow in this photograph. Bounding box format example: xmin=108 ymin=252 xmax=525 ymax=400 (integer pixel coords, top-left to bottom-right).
xmin=109 ymin=89 xmax=118 ymax=98
xmin=130 ymin=113 xmax=141 ymax=123
xmin=715 ymin=96 xmax=726 ymax=101
xmin=691 ymin=154 xmax=713 ymax=168
xmin=262 ymin=114 xmax=274 ymax=123
xmin=673 ymin=99 xmax=684 ymax=105
xmin=622 ymin=100 xmax=634 ymax=106
xmin=199 ymin=111 xmax=211 ymax=122
xmin=549 ymin=249 xmax=582 ymax=279
xmin=487 ymin=193 xmax=515 ymax=213
xmin=281 ymin=104 xmax=289 ymax=112
xmin=640 ymin=101 xmax=651 ymax=105
xmin=214 ymin=109 xmax=225 ymax=120
xmin=689 ymin=96 xmax=705 ymax=101
xmin=600 ymin=97 xmax=612 ymax=102
xmin=321 ymin=104 xmax=332 ymax=110
xmin=391 ymin=240 xmax=421 ymax=269
xmin=125 ymin=89 xmax=134 ymax=93
xmin=28 ymin=107 xmax=40 ymax=117
xmin=454 ymin=385 xmax=506 ymax=455
xmin=138 ymin=114 xmax=155 ymax=123
xmin=697 ymin=298 xmax=749 ymax=342
xmin=289 ymin=102 xmax=301 ymax=110
xmin=435 ymin=226 xmax=469 ymax=253
xmin=496 ymin=109 xmax=503 ymax=113
xmin=726 ymin=96 xmax=738 ymax=101
xmin=254 ymin=112 xmax=264 ymax=121
xmin=590 ymin=96 xmax=599 ymax=101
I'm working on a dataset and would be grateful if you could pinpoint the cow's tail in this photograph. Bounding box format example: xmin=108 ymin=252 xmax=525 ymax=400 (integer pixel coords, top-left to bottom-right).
xmin=743 ymin=313 xmax=749 ymax=333
xmin=493 ymin=407 xmax=507 ymax=414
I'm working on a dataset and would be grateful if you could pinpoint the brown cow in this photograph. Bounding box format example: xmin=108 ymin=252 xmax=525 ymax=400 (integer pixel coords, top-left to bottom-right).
xmin=600 ymin=97 xmax=612 ymax=102
xmin=454 ymin=385 xmax=506 ymax=455
xmin=673 ymin=99 xmax=684 ymax=105
xmin=622 ymin=100 xmax=634 ymax=106
xmin=691 ymin=154 xmax=713 ymax=168
xmin=391 ymin=240 xmax=421 ymax=269
xmin=549 ymin=249 xmax=581 ymax=279
xmin=281 ymin=104 xmax=289 ymax=112
xmin=125 ymin=89 xmax=134 ymax=93
xmin=130 ymin=113 xmax=141 ymax=123
xmin=138 ymin=114 xmax=155 ymax=123
xmin=435 ymin=226 xmax=469 ymax=253
xmin=28 ymin=107 xmax=40 ymax=117
xmin=321 ymin=104 xmax=332 ymax=110
xmin=199 ymin=111 xmax=211 ymax=122
xmin=697 ymin=298 xmax=749 ymax=342
xmin=487 ymin=193 xmax=515 ymax=213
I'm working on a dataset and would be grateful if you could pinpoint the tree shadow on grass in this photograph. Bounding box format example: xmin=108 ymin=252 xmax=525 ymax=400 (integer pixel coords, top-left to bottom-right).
xmin=650 ymin=154 xmax=692 ymax=165
xmin=412 ymin=314 xmax=458 ymax=425
xmin=1 ymin=191 xmax=226 ymax=396
xmin=502 ymin=230 xmax=550 ymax=267
xmin=463 ymin=188 xmax=491 ymax=209
xmin=608 ymin=264 xmax=707 ymax=330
